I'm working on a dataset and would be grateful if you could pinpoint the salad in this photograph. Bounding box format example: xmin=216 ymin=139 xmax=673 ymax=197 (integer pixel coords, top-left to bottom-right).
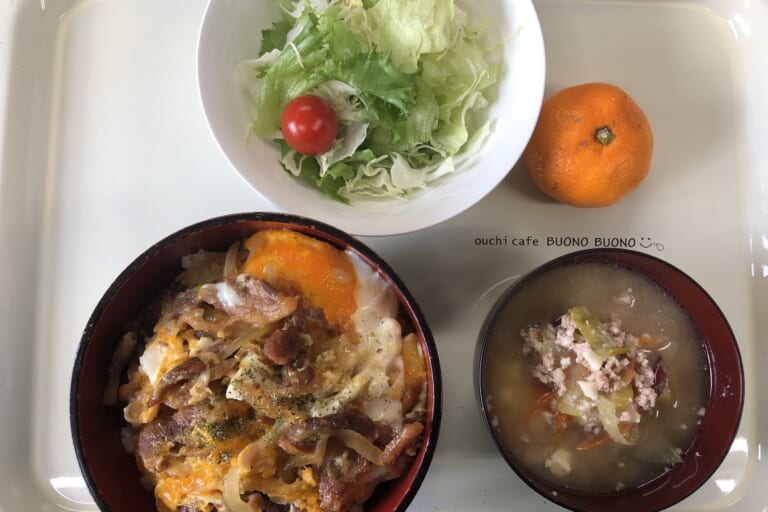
xmin=238 ymin=0 xmax=500 ymax=202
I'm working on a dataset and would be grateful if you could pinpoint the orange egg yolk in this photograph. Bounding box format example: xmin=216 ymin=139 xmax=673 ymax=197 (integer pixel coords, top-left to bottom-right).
xmin=242 ymin=230 xmax=357 ymax=328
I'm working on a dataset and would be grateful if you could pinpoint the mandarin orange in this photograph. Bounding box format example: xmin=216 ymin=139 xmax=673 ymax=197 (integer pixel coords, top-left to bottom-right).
xmin=523 ymin=82 xmax=653 ymax=207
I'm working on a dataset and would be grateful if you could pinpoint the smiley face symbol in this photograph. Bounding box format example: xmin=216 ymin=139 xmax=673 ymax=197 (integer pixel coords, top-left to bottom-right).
xmin=639 ymin=237 xmax=654 ymax=249
xmin=639 ymin=237 xmax=664 ymax=251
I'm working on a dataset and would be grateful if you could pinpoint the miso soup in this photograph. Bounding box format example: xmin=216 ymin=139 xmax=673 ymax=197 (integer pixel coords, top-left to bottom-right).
xmin=481 ymin=262 xmax=709 ymax=493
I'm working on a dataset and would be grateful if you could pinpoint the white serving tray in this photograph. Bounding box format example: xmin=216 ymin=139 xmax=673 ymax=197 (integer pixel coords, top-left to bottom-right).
xmin=1 ymin=0 xmax=766 ymax=510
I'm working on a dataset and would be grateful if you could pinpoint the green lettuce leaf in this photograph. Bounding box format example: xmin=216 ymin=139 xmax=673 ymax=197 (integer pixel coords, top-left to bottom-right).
xmin=259 ymin=19 xmax=292 ymax=56
xmin=368 ymin=0 xmax=461 ymax=73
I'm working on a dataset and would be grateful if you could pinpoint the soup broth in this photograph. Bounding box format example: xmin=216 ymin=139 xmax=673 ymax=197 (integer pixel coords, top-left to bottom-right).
xmin=482 ymin=262 xmax=709 ymax=493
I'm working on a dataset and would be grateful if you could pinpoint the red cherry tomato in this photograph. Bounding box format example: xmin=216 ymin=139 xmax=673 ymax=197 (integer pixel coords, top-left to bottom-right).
xmin=281 ymin=95 xmax=339 ymax=156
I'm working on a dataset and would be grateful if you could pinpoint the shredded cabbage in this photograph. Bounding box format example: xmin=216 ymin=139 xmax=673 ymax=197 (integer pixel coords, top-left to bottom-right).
xmin=239 ymin=0 xmax=500 ymax=201
xmin=596 ymin=396 xmax=633 ymax=446
xmin=610 ymin=384 xmax=634 ymax=410
xmin=556 ymin=387 xmax=586 ymax=419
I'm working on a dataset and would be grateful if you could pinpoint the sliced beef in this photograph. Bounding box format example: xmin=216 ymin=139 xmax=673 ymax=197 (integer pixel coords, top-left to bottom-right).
xmin=316 ymin=422 xmax=423 ymax=511
xmin=317 ymin=442 xmax=379 ymax=512
xmin=263 ymin=327 xmax=302 ymax=366
xmin=198 ymin=274 xmax=298 ymax=327
xmin=280 ymin=408 xmax=384 ymax=455
xmin=176 ymin=304 xmax=229 ymax=334
xmin=280 ymin=422 xmax=323 ymax=454
xmin=136 ymin=404 xmax=208 ymax=473
xmin=304 ymin=408 xmax=379 ymax=442
xmin=147 ymin=357 xmax=207 ymax=407
xmin=262 ymin=501 xmax=290 ymax=512
xmin=288 ymin=303 xmax=338 ymax=340
xmin=383 ymin=422 xmax=423 ymax=465
xmin=324 ymin=408 xmax=379 ymax=439
xmin=161 ymin=288 xmax=201 ymax=321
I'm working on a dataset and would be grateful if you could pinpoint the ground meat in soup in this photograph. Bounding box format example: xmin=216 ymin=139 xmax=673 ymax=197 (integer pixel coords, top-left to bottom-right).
xmin=482 ymin=262 xmax=708 ymax=493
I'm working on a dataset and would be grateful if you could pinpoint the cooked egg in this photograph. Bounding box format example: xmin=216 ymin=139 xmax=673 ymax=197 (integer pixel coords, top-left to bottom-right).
xmin=242 ymin=230 xmax=358 ymax=328
xmin=122 ymin=229 xmax=427 ymax=512
xmin=301 ymin=246 xmax=404 ymax=424
xmin=242 ymin=230 xmax=407 ymax=425
xmin=138 ymin=327 xmax=186 ymax=386
xmin=348 ymin=251 xmax=399 ymax=334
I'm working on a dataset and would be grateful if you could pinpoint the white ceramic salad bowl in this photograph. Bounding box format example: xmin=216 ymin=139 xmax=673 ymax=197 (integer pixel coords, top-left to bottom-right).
xmin=197 ymin=0 xmax=545 ymax=236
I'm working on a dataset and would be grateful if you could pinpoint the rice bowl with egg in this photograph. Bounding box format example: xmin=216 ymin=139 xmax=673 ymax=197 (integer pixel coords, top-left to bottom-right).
xmin=106 ymin=228 xmax=431 ymax=512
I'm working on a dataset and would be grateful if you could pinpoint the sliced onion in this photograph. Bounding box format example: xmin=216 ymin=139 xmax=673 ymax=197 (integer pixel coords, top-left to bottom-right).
xmin=332 ymin=429 xmax=384 ymax=466
xmin=220 ymin=327 xmax=269 ymax=360
xmin=223 ymin=465 xmax=258 ymax=512
xmin=243 ymin=477 xmax=297 ymax=500
xmin=237 ymin=433 xmax=281 ymax=478
xmin=223 ymin=241 xmax=241 ymax=278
